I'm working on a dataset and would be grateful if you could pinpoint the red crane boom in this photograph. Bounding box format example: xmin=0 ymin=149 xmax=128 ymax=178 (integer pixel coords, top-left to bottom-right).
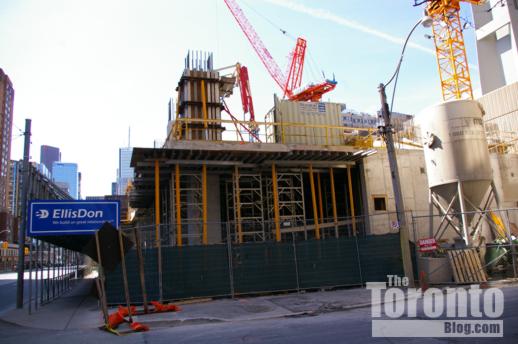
xmin=224 ymin=0 xmax=336 ymax=102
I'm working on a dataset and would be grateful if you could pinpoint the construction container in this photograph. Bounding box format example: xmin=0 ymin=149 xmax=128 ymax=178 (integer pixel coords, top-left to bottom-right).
xmin=273 ymin=96 xmax=345 ymax=145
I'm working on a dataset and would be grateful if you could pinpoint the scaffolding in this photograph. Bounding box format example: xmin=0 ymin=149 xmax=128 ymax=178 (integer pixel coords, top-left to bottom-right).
xmin=266 ymin=170 xmax=307 ymax=239
xmin=170 ymin=168 xmax=204 ymax=245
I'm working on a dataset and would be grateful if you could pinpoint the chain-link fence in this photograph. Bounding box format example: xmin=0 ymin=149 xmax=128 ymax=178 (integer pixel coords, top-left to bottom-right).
xmin=411 ymin=208 xmax=518 ymax=284
xmin=105 ymin=213 xmax=410 ymax=304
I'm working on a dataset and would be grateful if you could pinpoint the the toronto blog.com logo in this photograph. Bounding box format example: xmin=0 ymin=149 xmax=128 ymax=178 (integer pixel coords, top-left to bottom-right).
xmin=367 ymin=275 xmax=504 ymax=338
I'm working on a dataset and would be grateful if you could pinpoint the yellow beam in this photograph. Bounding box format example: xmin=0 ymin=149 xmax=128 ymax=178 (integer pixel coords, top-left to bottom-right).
xmin=317 ymin=172 xmax=324 ymax=225
xmin=175 ymin=164 xmax=182 ymax=247
xmin=271 ymin=163 xmax=281 ymax=242
xmin=308 ymin=164 xmax=320 ymax=240
xmin=202 ymin=164 xmax=208 ymax=245
xmin=154 ymin=160 xmax=161 ymax=247
xmin=347 ymin=166 xmax=357 ymax=236
xmin=329 ymin=168 xmax=338 ymax=238
xmin=234 ymin=165 xmax=243 ymax=244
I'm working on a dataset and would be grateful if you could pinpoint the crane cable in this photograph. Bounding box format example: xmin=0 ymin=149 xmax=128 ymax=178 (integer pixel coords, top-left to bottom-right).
xmin=240 ymin=0 xmax=322 ymax=83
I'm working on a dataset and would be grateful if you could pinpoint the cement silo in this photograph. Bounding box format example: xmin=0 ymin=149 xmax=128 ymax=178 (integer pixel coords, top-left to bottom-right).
xmin=418 ymin=99 xmax=494 ymax=245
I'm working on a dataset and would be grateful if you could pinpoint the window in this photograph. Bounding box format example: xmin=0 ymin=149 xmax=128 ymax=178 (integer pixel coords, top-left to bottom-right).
xmin=373 ymin=196 xmax=387 ymax=211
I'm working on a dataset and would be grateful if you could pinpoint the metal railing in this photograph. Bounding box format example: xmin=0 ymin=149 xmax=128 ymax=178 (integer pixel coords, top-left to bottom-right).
xmin=164 ymin=117 xmax=377 ymax=148
xmin=25 ymin=239 xmax=86 ymax=314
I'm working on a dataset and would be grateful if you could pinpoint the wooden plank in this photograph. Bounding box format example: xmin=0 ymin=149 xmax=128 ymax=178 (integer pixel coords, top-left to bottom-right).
xmin=463 ymin=249 xmax=479 ymax=282
xmin=465 ymin=249 xmax=482 ymax=282
xmin=459 ymin=249 xmax=473 ymax=282
xmin=448 ymin=250 xmax=461 ymax=283
xmin=455 ymin=250 xmax=469 ymax=283
xmin=470 ymin=249 xmax=488 ymax=282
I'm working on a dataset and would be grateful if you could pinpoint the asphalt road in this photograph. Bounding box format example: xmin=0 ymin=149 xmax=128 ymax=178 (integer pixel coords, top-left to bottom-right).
xmin=0 ymin=285 xmax=517 ymax=344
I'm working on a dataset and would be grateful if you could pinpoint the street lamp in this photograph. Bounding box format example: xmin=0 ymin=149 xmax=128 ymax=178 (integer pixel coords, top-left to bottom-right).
xmin=378 ymin=16 xmax=430 ymax=288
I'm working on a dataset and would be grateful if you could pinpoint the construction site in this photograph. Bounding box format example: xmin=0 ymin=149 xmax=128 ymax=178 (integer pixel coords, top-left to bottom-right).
xmin=102 ymin=0 xmax=518 ymax=303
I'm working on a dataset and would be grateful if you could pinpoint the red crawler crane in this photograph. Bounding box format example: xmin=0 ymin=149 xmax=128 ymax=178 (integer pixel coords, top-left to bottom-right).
xmin=224 ymin=0 xmax=336 ymax=102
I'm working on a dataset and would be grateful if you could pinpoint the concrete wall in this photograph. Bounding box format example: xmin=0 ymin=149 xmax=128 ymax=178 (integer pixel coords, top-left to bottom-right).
xmin=473 ymin=0 xmax=518 ymax=94
xmin=362 ymin=149 xmax=430 ymax=235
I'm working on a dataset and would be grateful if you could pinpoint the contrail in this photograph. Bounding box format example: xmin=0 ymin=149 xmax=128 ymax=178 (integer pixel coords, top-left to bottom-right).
xmin=260 ymin=0 xmax=478 ymax=70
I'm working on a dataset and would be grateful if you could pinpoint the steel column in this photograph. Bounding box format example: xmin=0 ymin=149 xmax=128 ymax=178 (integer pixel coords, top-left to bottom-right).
xmin=308 ymin=164 xmax=320 ymax=240
xmin=202 ymin=164 xmax=208 ymax=245
xmin=317 ymin=172 xmax=324 ymax=225
xmin=329 ymin=168 xmax=338 ymax=238
xmin=347 ymin=166 xmax=357 ymax=236
xmin=154 ymin=160 xmax=163 ymax=301
xmin=175 ymin=164 xmax=182 ymax=246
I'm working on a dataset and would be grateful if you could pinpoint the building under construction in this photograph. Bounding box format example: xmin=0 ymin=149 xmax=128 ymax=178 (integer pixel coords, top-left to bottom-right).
xmin=130 ymin=53 xmax=377 ymax=247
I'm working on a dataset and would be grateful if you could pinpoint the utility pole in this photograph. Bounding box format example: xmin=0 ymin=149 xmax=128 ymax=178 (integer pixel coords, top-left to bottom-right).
xmin=16 ymin=119 xmax=31 ymax=308
xmin=378 ymin=85 xmax=414 ymax=287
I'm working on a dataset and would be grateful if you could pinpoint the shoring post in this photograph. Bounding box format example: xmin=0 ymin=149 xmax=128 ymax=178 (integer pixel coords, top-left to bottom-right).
xmin=175 ymin=164 xmax=182 ymax=246
xmin=234 ymin=165 xmax=243 ymax=244
xmin=292 ymin=233 xmax=300 ymax=291
xmin=94 ymin=231 xmax=109 ymax=325
xmin=271 ymin=163 xmax=281 ymax=242
xmin=347 ymin=166 xmax=357 ymax=236
xmin=154 ymin=160 xmax=163 ymax=301
xmin=329 ymin=168 xmax=339 ymax=238
xmin=202 ymin=164 xmax=208 ymax=245
xmin=133 ymin=227 xmax=149 ymax=313
xmin=118 ymin=229 xmax=133 ymax=322
xmin=308 ymin=164 xmax=321 ymax=240
xmin=225 ymin=222 xmax=235 ymax=298
xmin=317 ymin=172 xmax=324 ymax=226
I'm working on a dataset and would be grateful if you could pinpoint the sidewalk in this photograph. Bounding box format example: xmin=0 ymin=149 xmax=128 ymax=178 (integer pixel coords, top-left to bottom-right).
xmin=0 ymin=279 xmax=377 ymax=330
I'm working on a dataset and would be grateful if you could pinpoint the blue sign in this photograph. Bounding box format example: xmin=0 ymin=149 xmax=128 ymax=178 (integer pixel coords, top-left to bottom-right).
xmin=28 ymin=200 xmax=120 ymax=236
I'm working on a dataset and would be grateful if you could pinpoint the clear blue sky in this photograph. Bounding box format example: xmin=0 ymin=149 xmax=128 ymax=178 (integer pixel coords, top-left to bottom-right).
xmin=0 ymin=0 xmax=480 ymax=197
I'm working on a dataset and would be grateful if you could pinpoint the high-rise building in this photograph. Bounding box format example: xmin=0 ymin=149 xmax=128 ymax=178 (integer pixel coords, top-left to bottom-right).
xmin=472 ymin=1 xmax=518 ymax=94
xmin=52 ymin=162 xmax=79 ymax=199
xmin=0 ymin=68 xmax=14 ymax=212
xmin=40 ymin=145 xmax=61 ymax=174
xmin=117 ymin=147 xmax=133 ymax=195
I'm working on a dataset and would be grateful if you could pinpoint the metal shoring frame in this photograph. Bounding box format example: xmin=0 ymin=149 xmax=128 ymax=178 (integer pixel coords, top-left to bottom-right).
xmin=234 ymin=166 xmax=243 ymax=244
xmin=266 ymin=170 xmax=307 ymax=239
xmin=272 ymin=164 xmax=281 ymax=242
xmin=236 ymin=172 xmax=265 ymax=241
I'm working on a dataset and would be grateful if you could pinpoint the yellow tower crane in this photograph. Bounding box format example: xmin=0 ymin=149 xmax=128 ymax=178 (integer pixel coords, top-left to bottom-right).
xmin=422 ymin=0 xmax=485 ymax=100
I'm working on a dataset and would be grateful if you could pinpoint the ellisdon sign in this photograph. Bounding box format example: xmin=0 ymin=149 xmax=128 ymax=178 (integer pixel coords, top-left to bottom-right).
xmin=28 ymin=201 xmax=120 ymax=236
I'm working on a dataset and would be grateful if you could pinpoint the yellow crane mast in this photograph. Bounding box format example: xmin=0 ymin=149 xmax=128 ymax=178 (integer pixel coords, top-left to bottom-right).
xmin=423 ymin=0 xmax=485 ymax=100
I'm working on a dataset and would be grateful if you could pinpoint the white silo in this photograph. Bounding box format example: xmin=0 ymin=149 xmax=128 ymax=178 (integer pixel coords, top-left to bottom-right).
xmin=418 ymin=99 xmax=495 ymax=246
